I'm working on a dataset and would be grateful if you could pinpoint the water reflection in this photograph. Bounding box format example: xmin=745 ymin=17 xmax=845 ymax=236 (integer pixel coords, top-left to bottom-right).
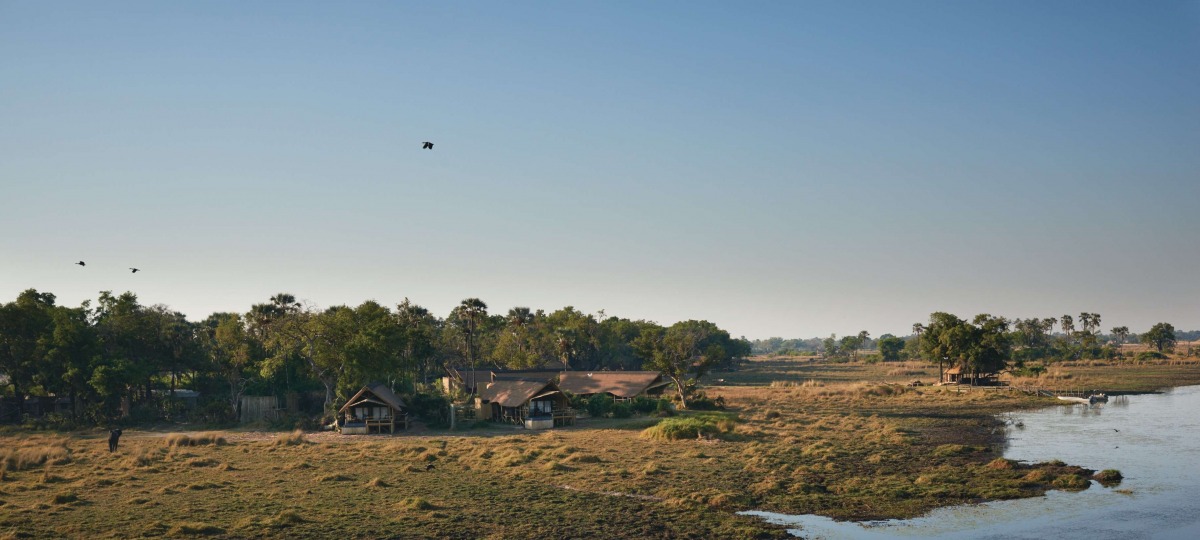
xmin=740 ymin=385 xmax=1200 ymax=539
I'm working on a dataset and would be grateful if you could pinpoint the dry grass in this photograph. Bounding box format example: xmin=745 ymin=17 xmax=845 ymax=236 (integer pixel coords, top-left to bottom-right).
xmin=0 ymin=436 xmax=71 ymax=471
xmin=164 ymin=432 xmax=227 ymax=447
xmin=0 ymin=359 xmax=1193 ymax=537
xmin=271 ymin=429 xmax=308 ymax=446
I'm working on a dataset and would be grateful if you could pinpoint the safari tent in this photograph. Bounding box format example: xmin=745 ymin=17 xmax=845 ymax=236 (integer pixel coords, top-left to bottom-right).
xmin=338 ymin=382 xmax=408 ymax=434
xmin=556 ymin=371 xmax=670 ymax=401
xmin=476 ymin=378 xmax=574 ymax=429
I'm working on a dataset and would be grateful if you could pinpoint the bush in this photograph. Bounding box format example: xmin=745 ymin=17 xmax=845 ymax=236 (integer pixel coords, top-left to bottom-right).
xmin=1094 ymin=469 xmax=1123 ymax=486
xmin=1136 ymin=351 xmax=1167 ymax=361
xmin=586 ymin=394 xmax=614 ymax=418
xmin=684 ymin=394 xmax=725 ymax=411
xmin=611 ymin=403 xmax=633 ymax=419
xmin=406 ymin=392 xmax=450 ymax=427
xmin=640 ymin=413 xmax=738 ymax=441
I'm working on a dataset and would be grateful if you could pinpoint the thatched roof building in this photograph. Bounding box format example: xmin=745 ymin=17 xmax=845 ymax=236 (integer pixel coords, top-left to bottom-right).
xmin=338 ymin=382 xmax=408 ymax=434
xmin=942 ymin=366 xmax=1000 ymax=385
xmin=477 ymin=378 xmax=573 ymax=429
xmin=557 ymin=371 xmax=670 ymax=400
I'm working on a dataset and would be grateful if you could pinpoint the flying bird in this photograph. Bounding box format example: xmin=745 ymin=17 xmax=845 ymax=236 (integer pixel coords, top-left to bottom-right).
xmin=129 ymin=268 xmax=139 ymax=273
xmin=76 ymin=261 xmax=86 ymax=267
xmin=422 ymin=141 xmax=434 ymax=150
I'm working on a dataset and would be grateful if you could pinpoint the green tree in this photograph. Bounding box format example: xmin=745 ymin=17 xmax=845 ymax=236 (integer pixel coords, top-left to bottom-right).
xmin=395 ymin=298 xmax=440 ymax=386
xmin=822 ymin=335 xmax=839 ymax=359
xmin=447 ymin=298 xmax=489 ymax=374
xmin=41 ymin=302 xmax=99 ymax=420
xmin=91 ymin=291 xmax=161 ymax=416
xmin=877 ymin=334 xmax=904 ymax=362
xmin=967 ymin=314 xmax=1011 ymax=382
xmin=1141 ymin=323 xmax=1176 ymax=353
xmin=199 ymin=312 xmax=258 ymax=419
xmin=633 ymin=320 xmax=740 ymax=408
xmin=918 ymin=312 xmax=971 ymax=381
xmin=0 ymin=289 xmax=58 ymax=418
xmin=252 ymin=294 xmax=346 ymax=416
xmin=545 ymin=307 xmax=600 ymax=370
xmin=1059 ymin=314 xmax=1075 ymax=341
xmin=492 ymin=307 xmax=544 ymax=369
xmin=911 ymin=323 xmax=925 ymax=361
xmin=1110 ymin=326 xmax=1130 ymax=345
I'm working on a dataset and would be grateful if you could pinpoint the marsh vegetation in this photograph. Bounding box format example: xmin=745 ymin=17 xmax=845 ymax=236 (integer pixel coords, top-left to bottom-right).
xmin=6 ymin=356 xmax=1199 ymax=538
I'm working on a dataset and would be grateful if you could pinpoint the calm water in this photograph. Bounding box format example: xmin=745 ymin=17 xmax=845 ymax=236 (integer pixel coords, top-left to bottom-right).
xmin=741 ymin=385 xmax=1200 ymax=539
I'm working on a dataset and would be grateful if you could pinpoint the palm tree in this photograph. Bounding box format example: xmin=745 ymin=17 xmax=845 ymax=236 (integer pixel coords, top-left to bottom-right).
xmin=1060 ymin=315 xmax=1075 ymax=340
xmin=455 ymin=298 xmax=488 ymax=391
xmin=912 ymin=323 xmax=925 ymax=357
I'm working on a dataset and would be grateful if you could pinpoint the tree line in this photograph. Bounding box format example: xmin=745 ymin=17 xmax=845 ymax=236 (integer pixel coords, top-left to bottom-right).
xmin=754 ymin=312 xmax=1184 ymax=374
xmin=0 ymin=289 xmax=750 ymax=425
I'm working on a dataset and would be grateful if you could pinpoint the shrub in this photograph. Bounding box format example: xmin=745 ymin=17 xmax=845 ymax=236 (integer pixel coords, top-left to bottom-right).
xmin=630 ymin=396 xmax=663 ymax=414
xmin=1136 ymin=351 xmax=1167 ymax=361
xmin=611 ymin=403 xmax=633 ymax=419
xmin=586 ymin=394 xmax=614 ymax=418
xmin=406 ymin=392 xmax=451 ymax=427
xmin=1051 ymin=474 xmax=1090 ymax=490
xmin=640 ymin=414 xmax=738 ymax=441
xmin=685 ymin=394 xmax=725 ymax=411
xmin=1094 ymin=469 xmax=1123 ymax=486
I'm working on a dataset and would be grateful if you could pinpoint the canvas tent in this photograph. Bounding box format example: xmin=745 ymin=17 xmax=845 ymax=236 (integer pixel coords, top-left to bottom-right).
xmin=338 ymin=382 xmax=408 ymax=434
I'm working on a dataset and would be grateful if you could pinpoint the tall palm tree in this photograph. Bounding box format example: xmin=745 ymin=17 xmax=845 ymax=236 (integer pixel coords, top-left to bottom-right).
xmin=456 ymin=298 xmax=488 ymax=390
xmin=912 ymin=323 xmax=925 ymax=361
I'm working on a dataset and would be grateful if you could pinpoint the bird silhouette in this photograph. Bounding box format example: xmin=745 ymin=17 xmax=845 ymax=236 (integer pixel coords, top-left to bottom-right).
xmin=1114 ymin=429 xmax=1119 ymax=432
xmin=76 ymin=261 xmax=85 ymax=267
xmin=422 ymin=142 xmax=434 ymax=150
xmin=129 ymin=268 xmax=139 ymax=273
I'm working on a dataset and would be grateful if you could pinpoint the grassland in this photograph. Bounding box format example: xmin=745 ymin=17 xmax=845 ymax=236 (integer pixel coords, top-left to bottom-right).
xmin=2 ymin=355 xmax=1199 ymax=539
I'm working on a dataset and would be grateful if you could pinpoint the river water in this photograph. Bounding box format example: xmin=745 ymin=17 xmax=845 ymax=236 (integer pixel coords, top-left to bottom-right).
xmin=740 ymin=385 xmax=1200 ymax=539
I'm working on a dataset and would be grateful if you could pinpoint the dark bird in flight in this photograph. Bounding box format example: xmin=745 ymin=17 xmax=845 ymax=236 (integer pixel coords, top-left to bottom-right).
xmin=422 ymin=141 xmax=434 ymax=150
xmin=129 ymin=268 xmax=139 ymax=273
xmin=1113 ymin=429 xmax=1119 ymax=432
xmin=76 ymin=261 xmax=86 ymax=267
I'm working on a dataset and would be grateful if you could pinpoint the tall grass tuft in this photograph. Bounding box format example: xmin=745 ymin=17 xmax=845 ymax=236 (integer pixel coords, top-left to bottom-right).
xmin=164 ymin=432 xmax=227 ymax=447
xmin=396 ymin=497 xmax=436 ymax=511
xmin=167 ymin=522 xmax=225 ymax=536
xmin=1 ymin=441 xmax=71 ymax=471
xmin=271 ymin=430 xmax=308 ymax=447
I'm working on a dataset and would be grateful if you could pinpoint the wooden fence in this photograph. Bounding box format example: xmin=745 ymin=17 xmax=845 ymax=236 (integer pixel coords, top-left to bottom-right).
xmin=239 ymin=396 xmax=280 ymax=423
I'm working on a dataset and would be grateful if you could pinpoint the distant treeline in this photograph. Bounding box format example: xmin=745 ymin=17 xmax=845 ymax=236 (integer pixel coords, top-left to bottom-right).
xmin=753 ymin=313 xmax=1190 ymax=369
xmin=0 ymin=289 xmax=750 ymax=425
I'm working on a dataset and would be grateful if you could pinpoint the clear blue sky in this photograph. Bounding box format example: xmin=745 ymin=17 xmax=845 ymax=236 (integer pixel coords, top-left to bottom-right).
xmin=2 ymin=1 xmax=1197 ymax=339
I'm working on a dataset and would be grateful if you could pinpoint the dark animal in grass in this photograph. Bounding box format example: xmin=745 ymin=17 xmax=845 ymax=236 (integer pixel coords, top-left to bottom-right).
xmin=108 ymin=429 xmax=123 ymax=452
xmin=425 ymin=463 xmax=435 ymax=471
xmin=422 ymin=142 xmax=433 ymax=150
xmin=76 ymin=261 xmax=85 ymax=266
